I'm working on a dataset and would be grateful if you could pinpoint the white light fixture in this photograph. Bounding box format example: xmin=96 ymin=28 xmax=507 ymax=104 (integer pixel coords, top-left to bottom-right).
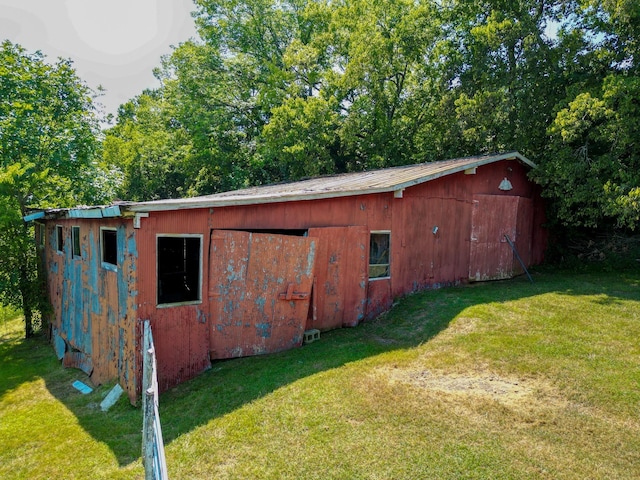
xmin=498 ymin=177 xmax=513 ymax=191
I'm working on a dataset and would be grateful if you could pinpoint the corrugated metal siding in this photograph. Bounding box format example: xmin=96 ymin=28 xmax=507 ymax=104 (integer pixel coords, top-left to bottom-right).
xmin=209 ymin=230 xmax=316 ymax=359
xmin=135 ymin=210 xmax=212 ymax=393
xmin=469 ymin=195 xmax=519 ymax=281
xmin=307 ymin=226 xmax=368 ymax=330
xmin=134 ymin=159 xmax=545 ymax=393
xmin=44 ymin=157 xmax=547 ymax=398
xmin=393 ymin=196 xmax=472 ymax=292
xmin=515 ymin=198 xmax=534 ymax=272
xmin=44 ymin=218 xmax=139 ymax=402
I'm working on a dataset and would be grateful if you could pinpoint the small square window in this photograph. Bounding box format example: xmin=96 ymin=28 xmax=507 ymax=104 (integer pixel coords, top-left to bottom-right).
xmin=72 ymin=226 xmax=81 ymax=258
xmin=56 ymin=225 xmax=64 ymax=253
xmin=101 ymin=228 xmax=118 ymax=268
xmin=157 ymin=235 xmax=202 ymax=306
xmin=369 ymin=232 xmax=390 ymax=279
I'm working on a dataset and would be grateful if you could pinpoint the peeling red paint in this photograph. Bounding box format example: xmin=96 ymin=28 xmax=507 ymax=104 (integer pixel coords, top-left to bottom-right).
xmin=208 ymin=230 xmax=316 ymax=360
xmin=42 ymin=158 xmax=547 ymax=401
xmin=307 ymin=226 xmax=368 ymax=329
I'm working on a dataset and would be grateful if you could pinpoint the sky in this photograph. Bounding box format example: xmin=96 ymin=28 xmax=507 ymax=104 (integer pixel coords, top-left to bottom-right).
xmin=0 ymin=0 xmax=198 ymax=122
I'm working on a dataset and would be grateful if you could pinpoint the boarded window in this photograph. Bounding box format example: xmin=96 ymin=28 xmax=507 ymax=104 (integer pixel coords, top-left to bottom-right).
xmin=101 ymin=228 xmax=117 ymax=268
xmin=56 ymin=225 xmax=64 ymax=253
xmin=36 ymin=223 xmax=45 ymax=247
xmin=157 ymin=235 xmax=202 ymax=306
xmin=369 ymin=232 xmax=390 ymax=279
xmin=72 ymin=226 xmax=81 ymax=258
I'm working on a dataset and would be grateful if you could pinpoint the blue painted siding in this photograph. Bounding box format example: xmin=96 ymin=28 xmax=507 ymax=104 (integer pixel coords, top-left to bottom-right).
xmin=45 ymin=219 xmax=140 ymax=403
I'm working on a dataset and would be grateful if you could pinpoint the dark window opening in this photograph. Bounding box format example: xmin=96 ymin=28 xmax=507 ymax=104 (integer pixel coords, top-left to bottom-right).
xmin=56 ymin=225 xmax=64 ymax=253
xmin=157 ymin=236 xmax=201 ymax=305
xmin=36 ymin=223 xmax=45 ymax=247
xmin=369 ymin=232 xmax=390 ymax=279
xmin=72 ymin=226 xmax=81 ymax=258
xmin=101 ymin=229 xmax=117 ymax=267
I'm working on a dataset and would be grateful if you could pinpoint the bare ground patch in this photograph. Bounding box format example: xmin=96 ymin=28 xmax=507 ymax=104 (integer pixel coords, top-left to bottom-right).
xmin=378 ymin=366 xmax=563 ymax=409
xmin=376 ymin=364 xmax=640 ymax=437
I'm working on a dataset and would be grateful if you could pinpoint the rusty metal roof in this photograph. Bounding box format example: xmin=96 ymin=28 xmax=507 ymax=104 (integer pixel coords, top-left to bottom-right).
xmin=25 ymin=152 xmax=533 ymax=220
xmin=125 ymin=152 xmax=533 ymax=212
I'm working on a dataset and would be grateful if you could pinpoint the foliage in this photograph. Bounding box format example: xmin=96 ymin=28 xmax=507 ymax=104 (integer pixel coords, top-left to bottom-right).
xmin=102 ymin=91 xmax=192 ymax=201
xmin=535 ymin=74 xmax=640 ymax=228
xmin=0 ymin=41 xmax=107 ymax=337
xmin=99 ymin=0 xmax=640 ymax=231
xmin=543 ymin=228 xmax=640 ymax=272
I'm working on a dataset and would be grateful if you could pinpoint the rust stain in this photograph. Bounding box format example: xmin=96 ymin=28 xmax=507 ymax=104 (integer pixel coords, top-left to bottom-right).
xmin=41 ymin=159 xmax=546 ymax=399
xmin=469 ymin=195 xmax=520 ymax=282
xmin=44 ymin=218 xmax=139 ymax=403
xmin=307 ymin=226 xmax=368 ymax=330
xmin=209 ymin=230 xmax=315 ymax=360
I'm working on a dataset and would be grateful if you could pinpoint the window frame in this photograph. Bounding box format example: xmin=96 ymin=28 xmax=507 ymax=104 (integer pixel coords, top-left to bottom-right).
xmin=369 ymin=230 xmax=391 ymax=280
xmin=100 ymin=227 xmax=118 ymax=271
xmin=156 ymin=234 xmax=203 ymax=308
xmin=35 ymin=222 xmax=45 ymax=248
xmin=71 ymin=226 xmax=81 ymax=258
xmin=55 ymin=225 xmax=64 ymax=254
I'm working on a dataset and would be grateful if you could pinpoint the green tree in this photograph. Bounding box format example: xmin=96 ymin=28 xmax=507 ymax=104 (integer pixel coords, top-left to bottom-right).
xmin=261 ymin=95 xmax=340 ymax=180
xmin=0 ymin=41 xmax=104 ymax=337
xmin=327 ymin=0 xmax=443 ymax=169
xmin=530 ymin=0 xmax=640 ymax=229
xmin=431 ymin=0 xmax=564 ymax=157
xmin=536 ymin=75 xmax=640 ymax=229
xmin=103 ymin=90 xmax=193 ymax=201
xmin=105 ymin=0 xmax=640 ymax=231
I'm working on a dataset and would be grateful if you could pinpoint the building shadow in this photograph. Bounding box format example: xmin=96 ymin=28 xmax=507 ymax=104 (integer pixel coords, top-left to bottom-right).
xmin=7 ymin=270 xmax=634 ymax=467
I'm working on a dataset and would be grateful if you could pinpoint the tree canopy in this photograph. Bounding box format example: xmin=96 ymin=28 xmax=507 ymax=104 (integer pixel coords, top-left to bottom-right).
xmin=0 ymin=41 xmax=109 ymax=336
xmin=100 ymin=0 xmax=640 ymax=230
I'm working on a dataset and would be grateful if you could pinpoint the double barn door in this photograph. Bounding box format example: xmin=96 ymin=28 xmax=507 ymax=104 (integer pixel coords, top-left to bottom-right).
xmin=207 ymin=227 xmax=367 ymax=360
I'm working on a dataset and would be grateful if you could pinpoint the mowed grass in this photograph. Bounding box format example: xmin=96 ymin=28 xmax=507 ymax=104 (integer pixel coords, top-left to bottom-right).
xmin=1 ymin=270 xmax=639 ymax=479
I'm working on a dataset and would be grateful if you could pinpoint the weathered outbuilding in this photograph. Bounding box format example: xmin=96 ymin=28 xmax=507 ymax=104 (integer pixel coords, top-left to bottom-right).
xmin=30 ymin=152 xmax=546 ymax=402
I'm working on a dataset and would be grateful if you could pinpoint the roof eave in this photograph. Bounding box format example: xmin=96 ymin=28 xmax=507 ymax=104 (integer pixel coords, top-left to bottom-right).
xmin=23 ymin=205 xmax=123 ymax=222
xmin=126 ymin=152 xmax=536 ymax=213
xmin=124 ymin=187 xmax=392 ymax=213
xmin=391 ymin=151 xmax=534 ymax=192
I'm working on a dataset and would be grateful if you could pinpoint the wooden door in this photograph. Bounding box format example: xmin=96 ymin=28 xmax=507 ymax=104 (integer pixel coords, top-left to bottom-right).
xmin=514 ymin=198 xmax=534 ymax=274
xmin=469 ymin=195 xmax=519 ymax=281
xmin=307 ymin=226 xmax=368 ymax=330
xmin=208 ymin=230 xmax=316 ymax=359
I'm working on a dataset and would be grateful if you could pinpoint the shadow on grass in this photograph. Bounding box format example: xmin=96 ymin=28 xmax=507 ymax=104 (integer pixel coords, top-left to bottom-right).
xmin=144 ymin=270 xmax=640 ymax=447
xmin=3 ymin=270 xmax=638 ymax=467
xmin=0 ymin=322 xmax=56 ymax=400
xmin=0 ymin=322 xmax=143 ymax=467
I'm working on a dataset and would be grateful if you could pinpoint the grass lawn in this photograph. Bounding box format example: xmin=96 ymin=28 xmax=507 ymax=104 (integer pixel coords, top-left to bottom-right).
xmin=1 ymin=270 xmax=639 ymax=479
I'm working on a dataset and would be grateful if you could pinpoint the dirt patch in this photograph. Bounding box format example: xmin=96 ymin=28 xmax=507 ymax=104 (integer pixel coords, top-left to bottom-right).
xmin=371 ymin=335 xmax=398 ymax=345
xmin=381 ymin=367 xmax=539 ymax=406
xmin=390 ymin=369 xmax=531 ymax=400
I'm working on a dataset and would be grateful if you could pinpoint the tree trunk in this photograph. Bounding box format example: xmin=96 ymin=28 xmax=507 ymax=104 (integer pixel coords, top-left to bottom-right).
xmin=18 ymin=218 xmax=36 ymax=339
xmin=20 ymin=262 xmax=34 ymax=339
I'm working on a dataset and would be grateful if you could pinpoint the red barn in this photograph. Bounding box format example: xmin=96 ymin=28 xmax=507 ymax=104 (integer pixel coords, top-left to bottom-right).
xmin=30 ymin=152 xmax=546 ymax=403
